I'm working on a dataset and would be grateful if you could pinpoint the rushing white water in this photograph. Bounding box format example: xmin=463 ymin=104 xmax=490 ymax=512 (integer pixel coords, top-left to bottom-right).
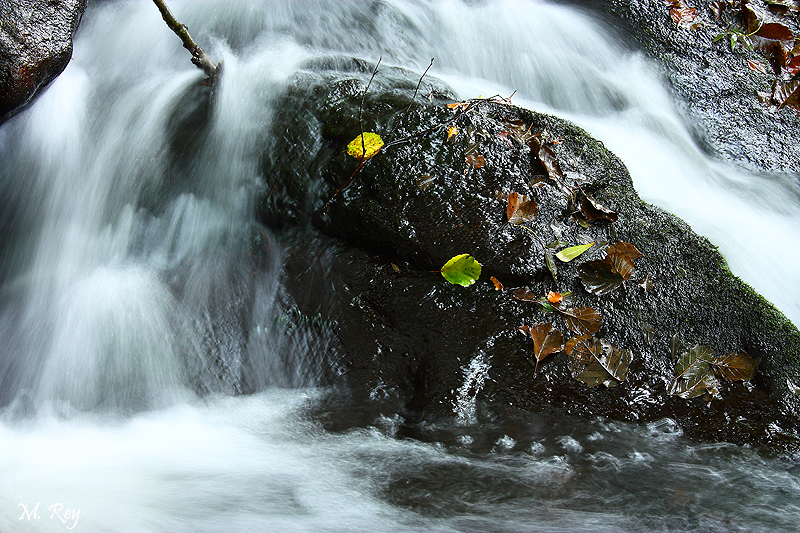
xmin=2 ymin=0 xmax=799 ymax=531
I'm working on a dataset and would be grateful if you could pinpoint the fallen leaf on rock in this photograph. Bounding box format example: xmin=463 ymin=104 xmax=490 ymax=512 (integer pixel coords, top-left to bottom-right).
xmin=741 ymin=0 xmax=764 ymax=33
xmin=755 ymin=21 xmax=794 ymax=41
xmin=747 ymin=59 xmax=769 ymax=73
xmin=578 ymin=259 xmax=624 ymax=295
xmin=503 ymin=120 xmax=537 ymax=145
xmin=555 ymin=242 xmax=595 ymax=262
xmin=347 ymin=132 xmax=384 ymax=160
xmin=776 ymin=79 xmax=800 ymax=109
xmin=561 ymin=307 xmax=603 ymax=335
xmin=669 ymin=344 xmax=719 ymax=399
xmin=665 ymin=0 xmax=697 ymax=28
xmin=537 ymin=145 xmax=566 ymax=182
xmin=416 ymin=174 xmax=436 ymax=190
xmin=441 ymin=254 xmax=481 ymax=286
xmin=466 ymin=153 xmax=486 ymax=169
xmin=709 ymin=0 xmax=727 ymax=20
xmin=580 ymin=194 xmax=618 ymax=223
xmin=496 ymin=130 xmax=515 ymax=147
xmin=671 ymin=6 xmax=697 ymax=28
xmin=750 ymin=36 xmax=794 ymax=74
xmin=711 ymin=352 xmax=758 ymax=381
xmin=447 ymin=101 xmax=469 ymax=111
xmin=787 ymin=56 xmax=800 ymax=75
xmin=639 ymin=275 xmax=654 ymax=293
xmin=606 ymin=241 xmax=642 ymax=280
xmin=506 ymin=192 xmax=538 ymax=224
xmin=547 ymin=291 xmax=563 ymax=304
xmin=491 ymin=276 xmax=504 ymax=291
xmin=512 ymin=287 xmax=538 ymax=302
xmin=670 ymin=333 xmax=681 ymax=360
xmin=446 ymin=125 xmax=459 ymax=141
xmin=565 ymin=336 xmax=631 ymax=387
xmin=545 ymin=248 xmax=558 ymax=284
xmin=518 ymin=322 xmax=564 ymax=374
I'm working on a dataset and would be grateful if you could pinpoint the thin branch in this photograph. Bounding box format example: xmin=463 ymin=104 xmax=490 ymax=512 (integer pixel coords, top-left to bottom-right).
xmin=391 ymin=58 xmax=434 ymax=133
xmin=359 ymin=57 xmax=382 ymax=156
xmin=152 ymin=0 xmax=219 ymax=79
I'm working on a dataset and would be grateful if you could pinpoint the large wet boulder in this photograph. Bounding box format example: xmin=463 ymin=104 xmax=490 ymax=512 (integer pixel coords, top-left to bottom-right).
xmin=0 ymin=0 xmax=86 ymax=124
xmin=557 ymin=0 xmax=800 ymax=174
xmin=258 ymin=58 xmax=800 ymax=450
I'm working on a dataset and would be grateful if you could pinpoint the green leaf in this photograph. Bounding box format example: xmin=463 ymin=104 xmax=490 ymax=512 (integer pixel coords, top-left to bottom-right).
xmin=441 ymin=254 xmax=481 ymax=286
xmin=712 ymin=352 xmax=757 ymax=382
xmin=347 ymin=132 xmax=384 ymax=160
xmin=555 ymin=242 xmax=594 ymax=262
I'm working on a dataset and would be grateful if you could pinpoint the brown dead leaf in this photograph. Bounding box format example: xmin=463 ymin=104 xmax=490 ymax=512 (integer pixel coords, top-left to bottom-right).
xmin=560 ymin=306 xmax=603 ymax=335
xmin=580 ymin=194 xmax=618 ymax=223
xmin=712 ymin=352 xmax=758 ymax=381
xmin=466 ymin=153 xmax=486 ymax=169
xmin=506 ymin=192 xmax=538 ymax=224
xmin=519 ymin=323 xmax=564 ymax=374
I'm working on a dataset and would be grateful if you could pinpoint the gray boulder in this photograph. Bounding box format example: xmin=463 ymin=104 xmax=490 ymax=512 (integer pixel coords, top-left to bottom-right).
xmin=258 ymin=58 xmax=800 ymax=450
xmin=0 ymin=0 xmax=86 ymax=123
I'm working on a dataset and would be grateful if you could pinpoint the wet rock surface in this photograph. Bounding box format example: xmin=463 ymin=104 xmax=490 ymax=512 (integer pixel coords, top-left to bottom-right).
xmin=556 ymin=0 xmax=800 ymax=175
xmin=0 ymin=0 xmax=86 ymax=124
xmin=257 ymin=58 xmax=800 ymax=451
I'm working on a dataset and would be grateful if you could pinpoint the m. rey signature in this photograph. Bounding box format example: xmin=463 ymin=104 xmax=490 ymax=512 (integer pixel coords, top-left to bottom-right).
xmin=18 ymin=502 xmax=80 ymax=530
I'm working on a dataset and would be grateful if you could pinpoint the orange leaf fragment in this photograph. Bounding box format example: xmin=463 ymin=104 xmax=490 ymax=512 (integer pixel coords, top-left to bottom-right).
xmin=447 ymin=102 xmax=469 ymax=111
xmin=547 ymin=291 xmax=563 ymax=304
xmin=491 ymin=276 xmax=504 ymax=291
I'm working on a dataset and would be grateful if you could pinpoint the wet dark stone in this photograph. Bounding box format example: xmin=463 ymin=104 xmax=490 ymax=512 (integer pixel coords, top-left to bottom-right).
xmin=554 ymin=0 xmax=800 ymax=176
xmin=0 ymin=0 xmax=86 ymax=124
xmin=258 ymin=56 xmax=800 ymax=451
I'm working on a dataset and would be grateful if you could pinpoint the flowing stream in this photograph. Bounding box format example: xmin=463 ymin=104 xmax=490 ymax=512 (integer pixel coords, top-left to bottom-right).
xmin=2 ymin=1 xmax=800 ymax=531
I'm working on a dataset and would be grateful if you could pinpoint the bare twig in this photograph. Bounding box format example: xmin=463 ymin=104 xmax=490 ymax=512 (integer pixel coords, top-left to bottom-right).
xmin=359 ymin=57 xmax=382 ymax=156
xmin=152 ymin=0 xmax=219 ymax=79
xmin=391 ymin=58 xmax=434 ymax=133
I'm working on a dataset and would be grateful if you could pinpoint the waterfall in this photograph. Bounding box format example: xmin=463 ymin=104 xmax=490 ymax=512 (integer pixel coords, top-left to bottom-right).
xmin=2 ymin=1 xmax=799 ymax=531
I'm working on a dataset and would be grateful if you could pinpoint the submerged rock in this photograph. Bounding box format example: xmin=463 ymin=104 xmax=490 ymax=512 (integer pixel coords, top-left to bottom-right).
xmin=258 ymin=57 xmax=800 ymax=450
xmin=0 ymin=0 xmax=86 ymax=124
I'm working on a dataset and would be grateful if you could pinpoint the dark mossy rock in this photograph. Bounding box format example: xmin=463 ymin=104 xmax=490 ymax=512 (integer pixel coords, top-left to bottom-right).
xmin=259 ymin=57 xmax=800 ymax=450
xmin=0 ymin=0 xmax=86 ymax=124
xmin=555 ymin=0 xmax=800 ymax=175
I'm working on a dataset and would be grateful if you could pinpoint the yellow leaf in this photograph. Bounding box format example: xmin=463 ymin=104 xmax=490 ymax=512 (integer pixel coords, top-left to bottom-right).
xmin=446 ymin=125 xmax=459 ymax=141
xmin=347 ymin=132 xmax=384 ymax=160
